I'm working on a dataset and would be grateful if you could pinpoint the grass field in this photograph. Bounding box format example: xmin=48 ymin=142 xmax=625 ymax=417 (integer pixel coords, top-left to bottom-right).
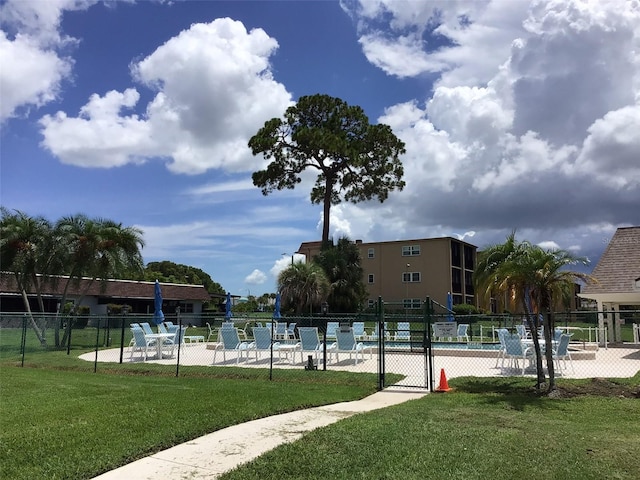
xmin=220 ymin=375 xmax=640 ymax=480
xmin=0 ymin=366 xmax=384 ymax=480
xmin=1 ymin=362 xmax=639 ymax=480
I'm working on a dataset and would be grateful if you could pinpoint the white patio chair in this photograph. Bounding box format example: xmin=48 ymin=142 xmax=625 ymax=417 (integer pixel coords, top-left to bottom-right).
xmin=129 ymin=326 xmax=156 ymax=361
xmin=501 ymin=333 xmax=535 ymax=375
xmin=333 ymin=327 xmax=373 ymax=365
xmin=211 ymin=328 xmax=252 ymax=365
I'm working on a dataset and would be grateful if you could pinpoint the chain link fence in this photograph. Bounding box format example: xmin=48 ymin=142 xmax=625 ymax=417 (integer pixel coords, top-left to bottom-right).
xmin=2 ymin=306 xmax=639 ymax=389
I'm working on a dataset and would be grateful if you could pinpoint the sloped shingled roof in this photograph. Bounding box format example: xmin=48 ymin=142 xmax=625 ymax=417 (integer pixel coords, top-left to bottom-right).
xmin=582 ymin=226 xmax=640 ymax=295
xmin=0 ymin=273 xmax=211 ymax=302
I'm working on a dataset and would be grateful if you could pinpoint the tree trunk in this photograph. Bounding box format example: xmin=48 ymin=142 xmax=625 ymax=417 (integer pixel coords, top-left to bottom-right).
xmin=321 ymin=176 xmax=333 ymax=245
xmin=20 ymin=288 xmax=46 ymax=346
xmin=544 ymin=311 xmax=557 ymax=392
xmin=522 ymin=297 xmax=545 ymax=388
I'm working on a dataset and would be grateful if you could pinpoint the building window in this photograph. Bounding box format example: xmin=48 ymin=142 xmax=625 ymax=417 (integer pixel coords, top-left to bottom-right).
xmin=403 ymin=298 xmax=422 ymax=309
xmin=402 ymin=272 xmax=421 ymax=282
xmin=451 ymin=241 xmax=461 ymax=267
xmin=402 ymin=245 xmax=421 ymax=256
xmin=368 ymin=274 xmax=374 ymax=284
xmin=367 ymin=248 xmax=375 ymax=258
xmin=178 ymin=302 xmax=194 ymax=314
xmin=464 ymin=244 xmax=474 ymax=270
xmin=452 ymin=267 xmax=462 ymax=293
xmin=368 ymin=299 xmax=375 ymax=308
xmin=464 ymin=271 xmax=474 ymax=295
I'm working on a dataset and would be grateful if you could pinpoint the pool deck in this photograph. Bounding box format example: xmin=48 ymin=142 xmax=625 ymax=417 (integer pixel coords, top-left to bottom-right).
xmin=80 ymin=341 xmax=640 ymax=382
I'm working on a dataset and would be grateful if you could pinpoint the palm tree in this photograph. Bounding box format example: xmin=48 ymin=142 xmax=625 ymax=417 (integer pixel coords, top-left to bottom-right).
xmin=278 ymin=262 xmax=330 ymax=314
xmin=55 ymin=215 xmax=145 ymax=346
xmin=475 ymin=233 xmax=593 ymax=392
xmin=518 ymin=246 xmax=593 ymax=390
xmin=0 ymin=208 xmax=56 ymax=345
xmin=314 ymin=237 xmax=367 ymax=312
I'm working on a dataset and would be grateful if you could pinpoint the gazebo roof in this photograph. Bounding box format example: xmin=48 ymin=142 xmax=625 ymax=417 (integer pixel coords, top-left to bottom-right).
xmin=580 ymin=226 xmax=640 ymax=305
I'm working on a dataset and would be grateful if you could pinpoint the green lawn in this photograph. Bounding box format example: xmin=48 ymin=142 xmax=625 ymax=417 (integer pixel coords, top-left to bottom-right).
xmin=2 ymin=365 xmax=639 ymax=480
xmin=0 ymin=365 xmax=384 ymax=480
xmin=221 ymin=376 xmax=640 ymax=480
xmin=2 ymin=324 xmax=639 ymax=480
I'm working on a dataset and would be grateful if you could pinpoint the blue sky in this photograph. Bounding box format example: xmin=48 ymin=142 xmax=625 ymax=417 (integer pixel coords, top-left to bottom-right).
xmin=1 ymin=0 xmax=639 ymax=297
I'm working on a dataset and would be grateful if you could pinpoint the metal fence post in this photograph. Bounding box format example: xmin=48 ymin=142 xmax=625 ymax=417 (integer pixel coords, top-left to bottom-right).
xmin=21 ymin=314 xmax=27 ymax=367
xmin=377 ymin=296 xmax=384 ymax=391
xmin=176 ymin=307 xmax=181 ymax=377
xmin=94 ymin=317 xmax=101 ymax=373
xmin=425 ymin=297 xmax=434 ymax=392
xmin=119 ymin=306 xmax=128 ymax=364
xmin=269 ymin=317 xmax=274 ymax=381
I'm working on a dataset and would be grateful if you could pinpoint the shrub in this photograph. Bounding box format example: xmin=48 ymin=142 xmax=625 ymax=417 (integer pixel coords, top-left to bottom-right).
xmin=453 ymin=303 xmax=481 ymax=315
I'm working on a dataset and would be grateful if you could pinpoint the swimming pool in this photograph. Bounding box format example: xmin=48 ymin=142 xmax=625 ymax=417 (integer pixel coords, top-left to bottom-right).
xmin=366 ymin=341 xmax=502 ymax=351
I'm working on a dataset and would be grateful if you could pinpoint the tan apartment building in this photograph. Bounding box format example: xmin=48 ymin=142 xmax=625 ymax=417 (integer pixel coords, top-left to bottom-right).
xmin=297 ymin=237 xmax=477 ymax=310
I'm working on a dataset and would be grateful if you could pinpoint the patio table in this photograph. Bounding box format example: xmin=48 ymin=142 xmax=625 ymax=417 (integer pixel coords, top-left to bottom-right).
xmin=278 ymin=343 xmax=301 ymax=364
xmin=145 ymin=333 xmax=176 ymax=359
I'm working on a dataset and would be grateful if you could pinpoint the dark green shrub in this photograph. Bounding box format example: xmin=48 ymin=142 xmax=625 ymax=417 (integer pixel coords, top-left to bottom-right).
xmin=453 ymin=303 xmax=481 ymax=315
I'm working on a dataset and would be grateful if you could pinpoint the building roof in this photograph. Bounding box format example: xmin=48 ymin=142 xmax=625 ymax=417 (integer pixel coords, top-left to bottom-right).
xmin=580 ymin=226 xmax=640 ymax=305
xmin=297 ymin=236 xmax=477 ymax=254
xmin=0 ymin=272 xmax=211 ymax=302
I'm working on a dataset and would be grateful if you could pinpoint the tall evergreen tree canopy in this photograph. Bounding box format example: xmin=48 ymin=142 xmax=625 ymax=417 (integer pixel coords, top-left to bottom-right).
xmin=249 ymin=94 xmax=406 ymax=244
xmin=144 ymin=261 xmax=224 ymax=295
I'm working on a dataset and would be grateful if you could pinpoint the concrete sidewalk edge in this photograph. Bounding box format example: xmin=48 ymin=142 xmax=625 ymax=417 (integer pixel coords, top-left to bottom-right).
xmin=91 ymin=388 xmax=428 ymax=480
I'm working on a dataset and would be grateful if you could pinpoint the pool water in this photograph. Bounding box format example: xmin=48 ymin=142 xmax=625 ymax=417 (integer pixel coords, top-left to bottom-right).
xmin=365 ymin=341 xmax=502 ymax=351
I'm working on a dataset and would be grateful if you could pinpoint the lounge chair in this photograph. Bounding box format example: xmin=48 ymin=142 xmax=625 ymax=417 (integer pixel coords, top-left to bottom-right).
xmin=495 ymin=328 xmax=509 ymax=367
xmin=552 ymin=334 xmax=574 ymax=375
xmin=325 ymin=321 xmax=339 ymax=340
xmin=297 ymin=327 xmax=332 ymax=365
xmin=218 ymin=321 xmax=248 ymax=341
xmin=501 ymin=333 xmax=535 ymax=375
xmin=211 ymin=327 xmax=252 ymax=364
xmin=515 ymin=324 xmax=528 ymax=339
xmin=333 ymin=327 xmax=373 ymax=365
xmin=456 ymin=324 xmax=470 ymax=342
xmin=394 ymin=322 xmax=410 ymax=341
xmin=286 ymin=322 xmax=297 ymax=340
xmin=162 ymin=325 xmax=187 ymax=358
xmin=249 ymin=326 xmax=281 ymax=362
xmin=139 ymin=322 xmax=154 ymax=335
xmin=129 ymin=326 xmax=157 ymax=361
xmin=206 ymin=322 xmax=216 ymax=342
xmin=166 ymin=323 xmax=179 ymax=334
xmin=368 ymin=322 xmax=390 ymax=341
xmin=352 ymin=321 xmax=367 ymax=340
xmin=274 ymin=322 xmax=288 ymax=340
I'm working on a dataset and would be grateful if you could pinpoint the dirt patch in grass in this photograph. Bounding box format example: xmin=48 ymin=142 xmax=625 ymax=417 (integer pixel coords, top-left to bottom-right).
xmin=552 ymin=378 xmax=640 ymax=399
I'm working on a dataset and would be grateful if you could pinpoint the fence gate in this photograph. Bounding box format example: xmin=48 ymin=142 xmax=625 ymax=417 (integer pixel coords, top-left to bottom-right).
xmin=377 ymin=297 xmax=435 ymax=391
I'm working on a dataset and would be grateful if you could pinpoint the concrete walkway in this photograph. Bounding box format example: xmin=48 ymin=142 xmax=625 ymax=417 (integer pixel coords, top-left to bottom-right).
xmin=91 ymin=388 xmax=427 ymax=480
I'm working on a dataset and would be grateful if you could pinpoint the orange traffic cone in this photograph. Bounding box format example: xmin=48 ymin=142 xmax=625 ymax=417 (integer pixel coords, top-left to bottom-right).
xmin=435 ymin=368 xmax=452 ymax=393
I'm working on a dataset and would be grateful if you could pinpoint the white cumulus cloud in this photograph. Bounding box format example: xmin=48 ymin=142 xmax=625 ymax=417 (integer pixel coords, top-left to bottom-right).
xmin=38 ymin=17 xmax=293 ymax=174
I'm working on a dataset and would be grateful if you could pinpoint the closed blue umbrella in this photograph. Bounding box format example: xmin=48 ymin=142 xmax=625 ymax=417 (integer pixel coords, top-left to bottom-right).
xmin=225 ymin=292 xmax=233 ymax=320
xmin=153 ymin=280 xmax=165 ymax=326
xmin=446 ymin=292 xmax=454 ymax=322
xmin=273 ymin=293 xmax=281 ymax=320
